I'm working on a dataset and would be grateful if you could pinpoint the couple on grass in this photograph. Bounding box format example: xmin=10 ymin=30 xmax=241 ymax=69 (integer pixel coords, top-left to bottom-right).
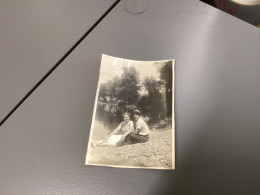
xmin=92 ymin=110 xmax=149 ymax=147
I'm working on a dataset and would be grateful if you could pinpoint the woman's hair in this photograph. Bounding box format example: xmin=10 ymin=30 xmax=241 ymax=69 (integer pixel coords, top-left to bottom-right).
xmin=122 ymin=112 xmax=131 ymax=118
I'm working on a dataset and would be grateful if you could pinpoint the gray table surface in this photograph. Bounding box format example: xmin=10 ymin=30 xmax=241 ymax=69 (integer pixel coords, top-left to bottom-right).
xmin=1 ymin=0 xmax=260 ymax=194
xmin=0 ymin=0 xmax=116 ymax=121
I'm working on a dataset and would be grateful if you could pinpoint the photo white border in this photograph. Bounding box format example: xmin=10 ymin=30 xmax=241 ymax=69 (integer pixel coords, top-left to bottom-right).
xmin=86 ymin=54 xmax=175 ymax=170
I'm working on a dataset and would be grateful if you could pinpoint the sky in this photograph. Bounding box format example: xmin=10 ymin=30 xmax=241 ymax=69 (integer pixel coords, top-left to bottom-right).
xmin=99 ymin=54 xmax=170 ymax=84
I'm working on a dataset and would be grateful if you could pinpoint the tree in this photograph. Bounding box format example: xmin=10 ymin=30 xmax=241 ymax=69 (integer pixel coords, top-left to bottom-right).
xmin=98 ymin=76 xmax=120 ymax=102
xmin=106 ymin=76 xmax=120 ymax=101
xmin=98 ymin=83 xmax=107 ymax=101
xmin=117 ymin=66 xmax=141 ymax=104
xmin=159 ymin=61 xmax=173 ymax=117
xmin=143 ymin=76 xmax=162 ymax=96
xmin=139 ymin=76 xmax=166 ymax=124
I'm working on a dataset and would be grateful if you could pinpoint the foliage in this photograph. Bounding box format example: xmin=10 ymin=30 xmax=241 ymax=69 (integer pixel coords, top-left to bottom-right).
xmin=106 ymin=76 xmax=121 ymax=101
xmin=98 ymin=61 xmax=173 ymax=127
xmin=159 ymin=61 xmax=173 ymax=117
xmin=159 ymin=61 xmax=172 ymax=90
xmin=139 ymin=77 xmax=166 ymax=124
xmin=142 ymin=76 xmax=162 ymax=96
xmin=98 ymin=76 xmax=120 ymax=102
xmin=98 ymin=83 xmax=107 ymax=101
xmin=117 ymin=66 xmax=141 ymax=104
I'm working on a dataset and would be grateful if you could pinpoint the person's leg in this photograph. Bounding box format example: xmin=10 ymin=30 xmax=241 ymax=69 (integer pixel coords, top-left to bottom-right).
xmin=99 ymin=142 xmax=110 ymax=146
xmin=124 ymin=134 xmax=131 ymax=142
xmin=115 ymin=135 xmax=127 ymax=147
xmin=128 ymin=134 xmax=149 ymax=143
xmin=92 ymin=140 xmax=105 ymax=144
xmin=122 ymin=134 xmax=134 ymax=145
xmin=91 ymin=139 xmax=107 ymax=147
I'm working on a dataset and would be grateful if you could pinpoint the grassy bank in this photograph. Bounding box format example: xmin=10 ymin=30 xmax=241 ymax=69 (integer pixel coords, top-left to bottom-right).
xmin=88 ymin=126 xmax=173 ymax=169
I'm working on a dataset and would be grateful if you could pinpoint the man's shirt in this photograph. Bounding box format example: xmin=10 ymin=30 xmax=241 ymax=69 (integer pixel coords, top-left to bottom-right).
xmin=134 ymin=118 xmax=149 ymax=136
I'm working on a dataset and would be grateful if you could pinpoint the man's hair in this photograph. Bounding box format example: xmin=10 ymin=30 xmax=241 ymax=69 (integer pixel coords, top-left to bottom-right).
xmin=133 ymin=110 xmax=141 ymax=116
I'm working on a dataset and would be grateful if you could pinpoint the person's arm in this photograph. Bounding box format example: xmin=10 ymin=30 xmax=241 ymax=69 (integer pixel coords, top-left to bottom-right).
xmin=107 ymin=123 xmax=121 ymax=138
xmin=132 ymin=127 xmax=141 ymax=134
xmin=135 ymin=127 xmax=141 ymax=134
xmin=135 ymin=121 xmax=145 ymax=134
xmin=123 ymin=121 xmax=134 ymax=137
xmin=132 ymin=121 xmax=140 ymax=134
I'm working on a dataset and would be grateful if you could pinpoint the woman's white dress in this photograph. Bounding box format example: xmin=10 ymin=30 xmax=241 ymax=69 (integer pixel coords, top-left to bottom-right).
xmin=106 ymin=135 xmax=123 ymax=145
xmin=106 ymin=121 xmax=133 ymax=146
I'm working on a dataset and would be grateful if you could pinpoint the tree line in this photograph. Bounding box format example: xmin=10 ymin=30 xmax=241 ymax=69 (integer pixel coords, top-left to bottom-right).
xmin=98 ymin=61 xmax=172 ymax=124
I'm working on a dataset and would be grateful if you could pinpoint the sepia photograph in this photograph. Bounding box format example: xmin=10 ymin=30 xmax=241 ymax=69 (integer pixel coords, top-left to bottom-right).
xmin=86 ymin=54 xmax=175 ymax=169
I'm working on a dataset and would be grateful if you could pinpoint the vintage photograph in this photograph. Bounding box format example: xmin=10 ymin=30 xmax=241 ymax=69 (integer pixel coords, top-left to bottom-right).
xmin=86 ymin=54 xmax=175 ymax=169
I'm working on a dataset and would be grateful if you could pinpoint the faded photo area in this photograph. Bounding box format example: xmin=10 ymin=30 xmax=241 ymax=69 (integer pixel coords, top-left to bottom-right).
xmin=86 ymin=54 xmax=175 ymax=169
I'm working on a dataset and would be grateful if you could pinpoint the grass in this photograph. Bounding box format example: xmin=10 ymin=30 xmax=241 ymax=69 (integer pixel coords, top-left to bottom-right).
xmin=88 ymin=125 xmax=173 ymax=169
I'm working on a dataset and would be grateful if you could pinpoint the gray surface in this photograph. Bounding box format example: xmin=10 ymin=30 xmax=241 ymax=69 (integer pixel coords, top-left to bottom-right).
xmin=1 ymin=0 xmax=260 ymax=194
xmin=0 ymin=0 xmax=116 ymax=121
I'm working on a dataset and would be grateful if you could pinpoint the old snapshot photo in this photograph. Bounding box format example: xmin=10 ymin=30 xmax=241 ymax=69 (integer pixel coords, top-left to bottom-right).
xmin=86 ymin=54 xmax=175 ymax=169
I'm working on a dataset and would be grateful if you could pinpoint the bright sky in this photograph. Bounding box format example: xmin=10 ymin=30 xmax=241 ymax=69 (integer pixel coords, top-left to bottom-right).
xmin=99 ymin=54 xmax=170 ymax=84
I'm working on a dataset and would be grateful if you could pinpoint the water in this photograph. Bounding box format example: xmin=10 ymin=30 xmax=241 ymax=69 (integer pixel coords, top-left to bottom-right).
xmin=91 ymin=120 xmax=120 ymax=141
xmin=91 ymin=120 xmax=109 ymax=141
